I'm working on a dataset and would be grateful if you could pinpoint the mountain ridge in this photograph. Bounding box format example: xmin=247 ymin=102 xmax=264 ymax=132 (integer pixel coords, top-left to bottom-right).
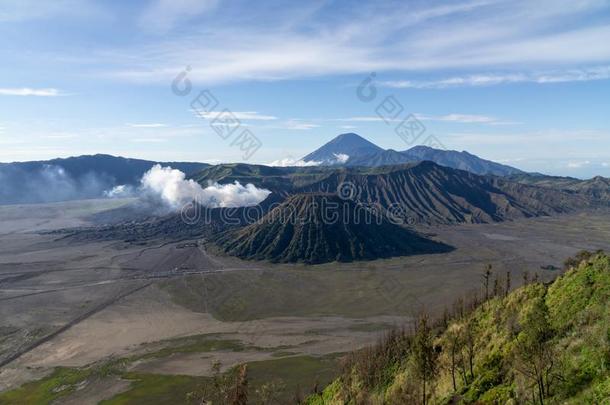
xmin=301 ymin=133 xmax=523 ymax=176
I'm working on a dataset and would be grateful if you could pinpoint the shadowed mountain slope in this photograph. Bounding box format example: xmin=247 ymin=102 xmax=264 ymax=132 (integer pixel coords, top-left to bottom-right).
xmin=213 ymin=193 xmax=452 ymax=264
xmin=296 ymin=161 xmax=590 ymax=225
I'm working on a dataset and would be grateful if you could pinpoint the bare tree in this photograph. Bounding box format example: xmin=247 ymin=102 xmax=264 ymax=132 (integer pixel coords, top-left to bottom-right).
xmin=453 ymin=297 xmax=464 ymax=319
xmin=522 ymin=270 xmax=530 ymax=285
xmin=483 ymin=265 xmax=492 ymax=300
xmin=513 ymin=296 xmax=555 ymax=405
xmin=412 ymin=314 xmax=439 ymax=405
xmin=445 ymin=324 xmax=463 ymax=392
xmin=493 ymin=274 xmax=501 ymax=297
xmin=229 ymin=364 xmax=248 ymax=405
xmin=463 ymin=318 xmax=476 ymax=381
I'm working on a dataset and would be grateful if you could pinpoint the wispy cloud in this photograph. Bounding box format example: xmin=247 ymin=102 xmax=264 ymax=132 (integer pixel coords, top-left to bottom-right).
xmin=432 ymin=114 xmax=498 ymax=123
xmin=381 ymin=66 xmax=610 ymax=89
xmin=415 ymin=113 xmax=518 ymax=125
xmin=0 ymin=0 xmax=109 ymax=22
xmin=132 ymin=138 xmax=168 ymax=143
xmin=333 ymin=116 xmax=393 ymax=123
xmin=332 ymin=114 xmax=514 ymax=125
xmin=139 ymin=0 xmax=219 ymax=33
xmin=126 ymin=123 xmax=167 ymax=128
xmin=40 ymin=132 xmax=79 ymax=140
xmin=268 ymin=157 xmax=321 ymax=167
xmin=192 ymin=111 xmax=277 ymax=121
xmin=106 ymin=1 xmax=610 ymax=85
xmin=0 ymin=88 xmax=63 ymax=97
xmin=281 ymin=120 xmax=319 ymax=130
xmin=567 ymin=160 xmax=591 ymax=168
xmin=445 ymin=129 xmax=610 ymax=148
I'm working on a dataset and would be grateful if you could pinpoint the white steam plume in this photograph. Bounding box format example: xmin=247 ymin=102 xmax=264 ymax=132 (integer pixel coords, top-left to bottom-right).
xmin=333 ymin=153 xmax=349 ymax=164
xmin=269 ymin=154 xmax=349 ymax=167
xmin=268 ymin=157 xmax=321 ymax=167
xmin=139 ymin=164 xmax=271 ymax=210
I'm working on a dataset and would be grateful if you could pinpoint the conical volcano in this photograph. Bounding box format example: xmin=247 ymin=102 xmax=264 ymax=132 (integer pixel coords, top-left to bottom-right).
xmin=213 ymin=193 xmax=452 ymax=263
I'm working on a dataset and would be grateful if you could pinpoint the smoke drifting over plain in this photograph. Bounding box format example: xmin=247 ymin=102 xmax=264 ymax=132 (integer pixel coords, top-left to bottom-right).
xmin=135 ymin=164 xmax=271 ymax=210
xmin=0 ymin=164 xmax=114 ymax=205
xmin=0 ymin=162 xmax=270 ymax=213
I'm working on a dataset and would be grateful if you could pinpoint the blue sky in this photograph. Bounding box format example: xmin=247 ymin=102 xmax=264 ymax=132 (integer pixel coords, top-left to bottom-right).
xmin=1 ymin=0 xmax=609 ymax=178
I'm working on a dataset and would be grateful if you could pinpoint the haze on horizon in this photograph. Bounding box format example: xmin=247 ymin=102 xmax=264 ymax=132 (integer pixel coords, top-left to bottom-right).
xmin=1 ymin=0 xmax=610 ymax=178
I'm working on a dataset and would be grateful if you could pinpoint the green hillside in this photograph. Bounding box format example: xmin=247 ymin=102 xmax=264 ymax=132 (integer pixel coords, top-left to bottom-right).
xmin=307 ymin=251 xmax=610 ymax=404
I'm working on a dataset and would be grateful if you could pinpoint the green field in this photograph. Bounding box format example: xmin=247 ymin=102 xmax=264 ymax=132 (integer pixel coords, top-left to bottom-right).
xmin=0 ymin=336 xmax=340 ymax=404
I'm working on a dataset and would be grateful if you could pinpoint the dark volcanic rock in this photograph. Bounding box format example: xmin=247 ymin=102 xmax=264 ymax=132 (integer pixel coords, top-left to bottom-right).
xmin=213 ymin=193 xmax=452 ymax=264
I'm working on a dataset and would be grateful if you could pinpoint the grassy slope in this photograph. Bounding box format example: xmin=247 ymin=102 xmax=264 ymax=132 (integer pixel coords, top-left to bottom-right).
xmin=308 ymin=252 xmax=610 ymax=404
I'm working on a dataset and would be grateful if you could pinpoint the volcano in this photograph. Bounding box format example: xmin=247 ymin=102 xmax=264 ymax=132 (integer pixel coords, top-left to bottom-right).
xmin=213 ymin=193 xmax=452 ymax=264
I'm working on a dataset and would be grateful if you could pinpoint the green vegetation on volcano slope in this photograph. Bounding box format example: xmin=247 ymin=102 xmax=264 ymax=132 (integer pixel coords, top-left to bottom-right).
xmin=307 ymin=251 xmax=610 ymax=404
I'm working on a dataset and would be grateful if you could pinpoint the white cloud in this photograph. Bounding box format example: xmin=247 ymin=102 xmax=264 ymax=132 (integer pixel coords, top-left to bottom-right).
xmin=139 ymin=0 xmax=219 ymax=33
xmin=0 ymin=88 xmax=62 ymax=97
xmin=40 ymin=132 xmax=79 ymax=140
xmin=281 ymin=120 xmax=319 ymax=130
xmin=209 ymin=121 xmax=245 ymax=128
xmin=333 ymin=114 xmax=514 ymax=125
xmin=381 ymin=66 xmax=610 ymax=89
xmin=107 ymin=1 xmax=610 ymax=85
xmin=192 ymin=111 xmax=277 ymax=121
xmin=334 ymin=116 xmax=395 ymax=123
xmin=438 ymin=114 xmax=497 ymax=123
xmin=333 ymin=153 xmax=350 ymax=164
xmin=132 ymin=138 xmax=168 ymax=143
xmin=415 ymin=113 xmax=518 ymax=125
xmin=567 ymin=160 xmax=591 ymax=168
xmin=0 ymin=0 xmax=109 ymax=22
xmin=268 ymin=157 xmax=320 ymax=167
xmin=446 ymin=129 xmax=610 ymax=146
xmin=126 ymin=123 xmax=167 ymax=128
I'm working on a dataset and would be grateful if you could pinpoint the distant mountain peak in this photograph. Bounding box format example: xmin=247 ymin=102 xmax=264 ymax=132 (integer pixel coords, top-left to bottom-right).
xmin=301 ymin=133 xmax=383 ymax=165
xmin=332 ymin=132 xmax=369 ymax=142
